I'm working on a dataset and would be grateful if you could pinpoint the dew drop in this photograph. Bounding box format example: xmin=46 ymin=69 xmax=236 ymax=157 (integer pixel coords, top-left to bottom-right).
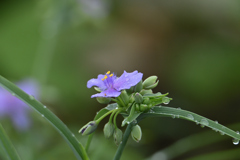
xmin=219 ymin=131 xmax=225 ymax=135
xmin=29 ymin=95 xmax=35 ymax=100
xmin=176 ymin=115 xmax=180 ymax=118
xmin=43 ymin=106 xmax=47 ymax=109
xmin=41 ymin=114 xmax=44 ymax=117
xmin=232 ymin=138 xmax=239 ymax=145
xmin=11 ymin=93 xmax=16 ymax=96
xmin=171 ymin=114 xmax=176 ymax=119
xmin=187 ymin=114 xmax=194 ymax=120
xmin=195 ymin=120 xmax=199 ymax=125
xmin=72 ymin=134 xmax=75 ymax=137
xmin=124 ymin=75 xmax=128 ymax=78
xmin=215 ymin=120 xmax=218 ymax=124
xmin=200 ymin=119 xmax=209 ymax=127
xmin=162 ymin=98 xmax=170 ymax=104
xmin=236 ymin=131 xmax=240 ymax=134
xmin=177 ymin=107 xmax=181 ymax=110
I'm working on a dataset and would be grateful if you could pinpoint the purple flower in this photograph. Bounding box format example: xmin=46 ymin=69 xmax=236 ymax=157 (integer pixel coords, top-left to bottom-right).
xmin=0 ymin=78 xmax=39 ymax=131
xmin=87 ymin=70 xmax=143 ymax=98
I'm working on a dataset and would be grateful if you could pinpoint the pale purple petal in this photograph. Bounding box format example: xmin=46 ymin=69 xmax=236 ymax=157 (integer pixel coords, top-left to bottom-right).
xmin=87 ymin=74 xmax=106 ymax=90
xmin=12 ymin=111 xmax=31 ymax=131
xmin=91 ymin=88 xmax=121 ymax=98
xmin=114 ymin=70 xmax=143 ymax=91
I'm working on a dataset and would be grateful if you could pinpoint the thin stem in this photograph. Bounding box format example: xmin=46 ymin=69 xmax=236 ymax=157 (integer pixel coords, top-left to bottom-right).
xmin=85 ymin=133 xmax=94 ymax=152
xmin=113 ymin=123 xmax=134 ymax=160
xmin=0 ymin=123 xmax=21 ymax=160
xmin=96 ymin=110 xmax=114 ymax=124
xmin=111 ymin=98 xmax=118 ymax=102
xmin=114 ymin=110 xmax=122 ymax=130
xmin=109 ymin=109 xmax=119 ymax=123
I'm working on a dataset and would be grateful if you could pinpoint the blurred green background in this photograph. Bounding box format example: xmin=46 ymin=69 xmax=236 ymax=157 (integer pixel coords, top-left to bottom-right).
xmin=0 ymin=0 xmax=240 ymax=159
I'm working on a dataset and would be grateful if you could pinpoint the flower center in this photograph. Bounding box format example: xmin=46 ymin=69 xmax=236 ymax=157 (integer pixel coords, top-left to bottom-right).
xmin=101 ymin=71 xmax=114 ymax=89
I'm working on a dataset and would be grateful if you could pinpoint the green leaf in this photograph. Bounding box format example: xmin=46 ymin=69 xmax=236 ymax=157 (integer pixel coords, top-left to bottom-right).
xmin=0 ymin=75 xmax=89 ymax=160
xmin=143 ymin=92 xmax=168 ymax=97
xmin=139 ymin=106 xmax=240 ymax=142
xmin=0 ymin=123 xmax=21 ymax=160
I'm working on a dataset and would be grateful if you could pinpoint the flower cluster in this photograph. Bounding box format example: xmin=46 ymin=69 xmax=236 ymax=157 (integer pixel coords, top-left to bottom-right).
xmin=0 ymin=78 xmax=39 ymax=131
xmin=80 ymin=70 xmax=172 ymax=145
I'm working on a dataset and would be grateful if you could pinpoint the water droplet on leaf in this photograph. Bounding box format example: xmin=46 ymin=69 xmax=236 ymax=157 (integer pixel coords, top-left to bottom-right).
xmin=43 ymin=106 xmax=47 ymax=109
xmin=171 ymin=115 xmax=175 ymax=119
xmin=187 ymin=114 xmax=194 ymax=120
xmin=233 ymin=138 xmax=239 ymax=145
xmin=41 ymin=114 xmax=44 ymax=117
xmin=200 ymin=119 xmax=209 ymax=127
xmin=215 ymin=121 xmax=218 ymax=124
xmin=29 ymin=95 xmax=35 ymax=100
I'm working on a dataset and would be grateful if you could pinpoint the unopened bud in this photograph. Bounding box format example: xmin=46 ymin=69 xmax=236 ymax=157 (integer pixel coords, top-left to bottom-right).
xmin=79 ymin=121 xmax=98 ymax=136
xmin=142 ymin=76 xmax=159 ymax=89
xmin=97 ymin=97 xmax=111 ymax=104
xmin=140 ymin=89 xmax=153 ymax=96
xmin=131 ymin=125 xmax=142 ymax=142
xmin=103 ymin=122 xmax=114 ymax=138
xmin=120 ymin=90 xmax=129 ymax=105
xmin=134 ymin=80 xmax=143 ymax=92
xmin=114 ymin=128 xmax=123 ymax=146
xmin=135 ymin=93 xmax=143 ymax=104
xmin=143 ymin=98 xmax=150 ymax=104
xmin=140 ymin=104 xmax=148 ymax=112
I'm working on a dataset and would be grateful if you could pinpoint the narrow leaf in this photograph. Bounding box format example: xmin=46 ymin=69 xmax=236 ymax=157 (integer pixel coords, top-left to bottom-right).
xmin=0 ymin=75 xmax=89 ymax=160
xmin=0 ymin=124 xmax=21 ymax=160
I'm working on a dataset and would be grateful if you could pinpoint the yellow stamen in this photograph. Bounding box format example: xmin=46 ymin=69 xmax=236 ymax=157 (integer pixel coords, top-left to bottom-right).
xmin=106 ymin=71 xmax=110 ymax=74
xmin=104 ymin=75 xmax=108 ymax=79
xmin=102 ymin=78 xmax=104 ymax=81
xmin=110 ymin=74 xmax=113 ymax=77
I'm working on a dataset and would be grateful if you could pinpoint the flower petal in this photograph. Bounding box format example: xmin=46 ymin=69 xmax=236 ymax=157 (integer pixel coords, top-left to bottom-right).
xmin=91 ymin=88 xmax=121 ymax=98
xmin=114 ymin=70 xmax=143 ymax=91
xmin=87 ymin=74 xmax=106 ymax=90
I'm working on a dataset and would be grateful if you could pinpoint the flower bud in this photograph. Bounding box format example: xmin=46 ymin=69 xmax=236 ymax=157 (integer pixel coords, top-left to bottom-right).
xmin=140 ymin=89 xmax=153 ymax=96
xmin=135 ymin=104 xmax=140 ymax=111
xmin=97 ymin=97 xmax=111 ymax=104
xmin=134 ymin=93 xmax=143 ymax=104
xmin=120 ymin=90 xmax=129 ymax=105
xmin=129 ymin=94 xmax=135 ymax=103
xmin=131 ymin=125 xmax=142 ymax=142
xmin=140 ymin=104 xmax=148 ymax=112
xmin=142 ymin=76 xmax=159 ymax=89
xmin=103 ymin=122 xmax=114 ymax=138
xmin=79 ymin=121 xmax=98 ymax=136
xmin=114 ymin=128 xmax=123 ymax=146
xmin=143 ymin=97 xmax=150 ymax=104
xmin=134 ymin=80 xmax=143 ymax=92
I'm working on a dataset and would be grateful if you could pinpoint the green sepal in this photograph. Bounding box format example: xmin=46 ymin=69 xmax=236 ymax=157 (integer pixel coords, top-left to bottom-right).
xmin=134 ymin=80 xmax=143 ymax=92
xmin=114 ymin=128 xmax=123 ymax=146
xmin=120 ymin=90 xmax=129 ymax=105
xmin=134 ymin=93 xmax=143 ymax=104
xmin=142 ymin=76 xmax=158 ymax=89
xmin=131 ymin=125 xmax=142 ymax=142
xmin=103 ymin=122 xmax=115 ymax=138
xmin=97 ymin=97 xmax=111 ymax=104
xmin=140 ymin=89 xmax=153 ymax=96
xmin=79 ymin=121 xmax=98 ymax=136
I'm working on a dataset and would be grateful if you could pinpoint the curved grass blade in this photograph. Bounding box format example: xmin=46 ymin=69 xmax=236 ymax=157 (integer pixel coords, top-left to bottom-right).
xmin=0 ymin=123 xmax=21 ymax=160
xmin=0 ymin=75 xmax=89 ymax=160
xmin=139 ymin=106 xmax=240 ymax=142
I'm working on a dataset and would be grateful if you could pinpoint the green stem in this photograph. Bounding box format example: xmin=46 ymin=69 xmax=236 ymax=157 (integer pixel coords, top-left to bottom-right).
xmin=85 ymin=133 xmax=93 ymax=152
xmin=109 ymin=109 xmax=119 ymax=123
xmin=111 ymin=98 xmax=118 ymax=102
xmin=113 ymin=123 xmax=134 ymax=160
xmin=96 ymin=110 xmax=114 ymax=124
xmin=0 ymin=124 xmax=21 ymax=160
xmin=114 ymin=110 xmax=122 ymax=130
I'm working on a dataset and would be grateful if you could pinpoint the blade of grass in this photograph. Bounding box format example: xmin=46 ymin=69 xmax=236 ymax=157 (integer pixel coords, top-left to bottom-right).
xmin=139 ymin=106 xmax=240 ymax=143
xmin=0 ymin=123 xmax=21 ymax=160
xmin=0 ymin=75 xmax=89 ymax=160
